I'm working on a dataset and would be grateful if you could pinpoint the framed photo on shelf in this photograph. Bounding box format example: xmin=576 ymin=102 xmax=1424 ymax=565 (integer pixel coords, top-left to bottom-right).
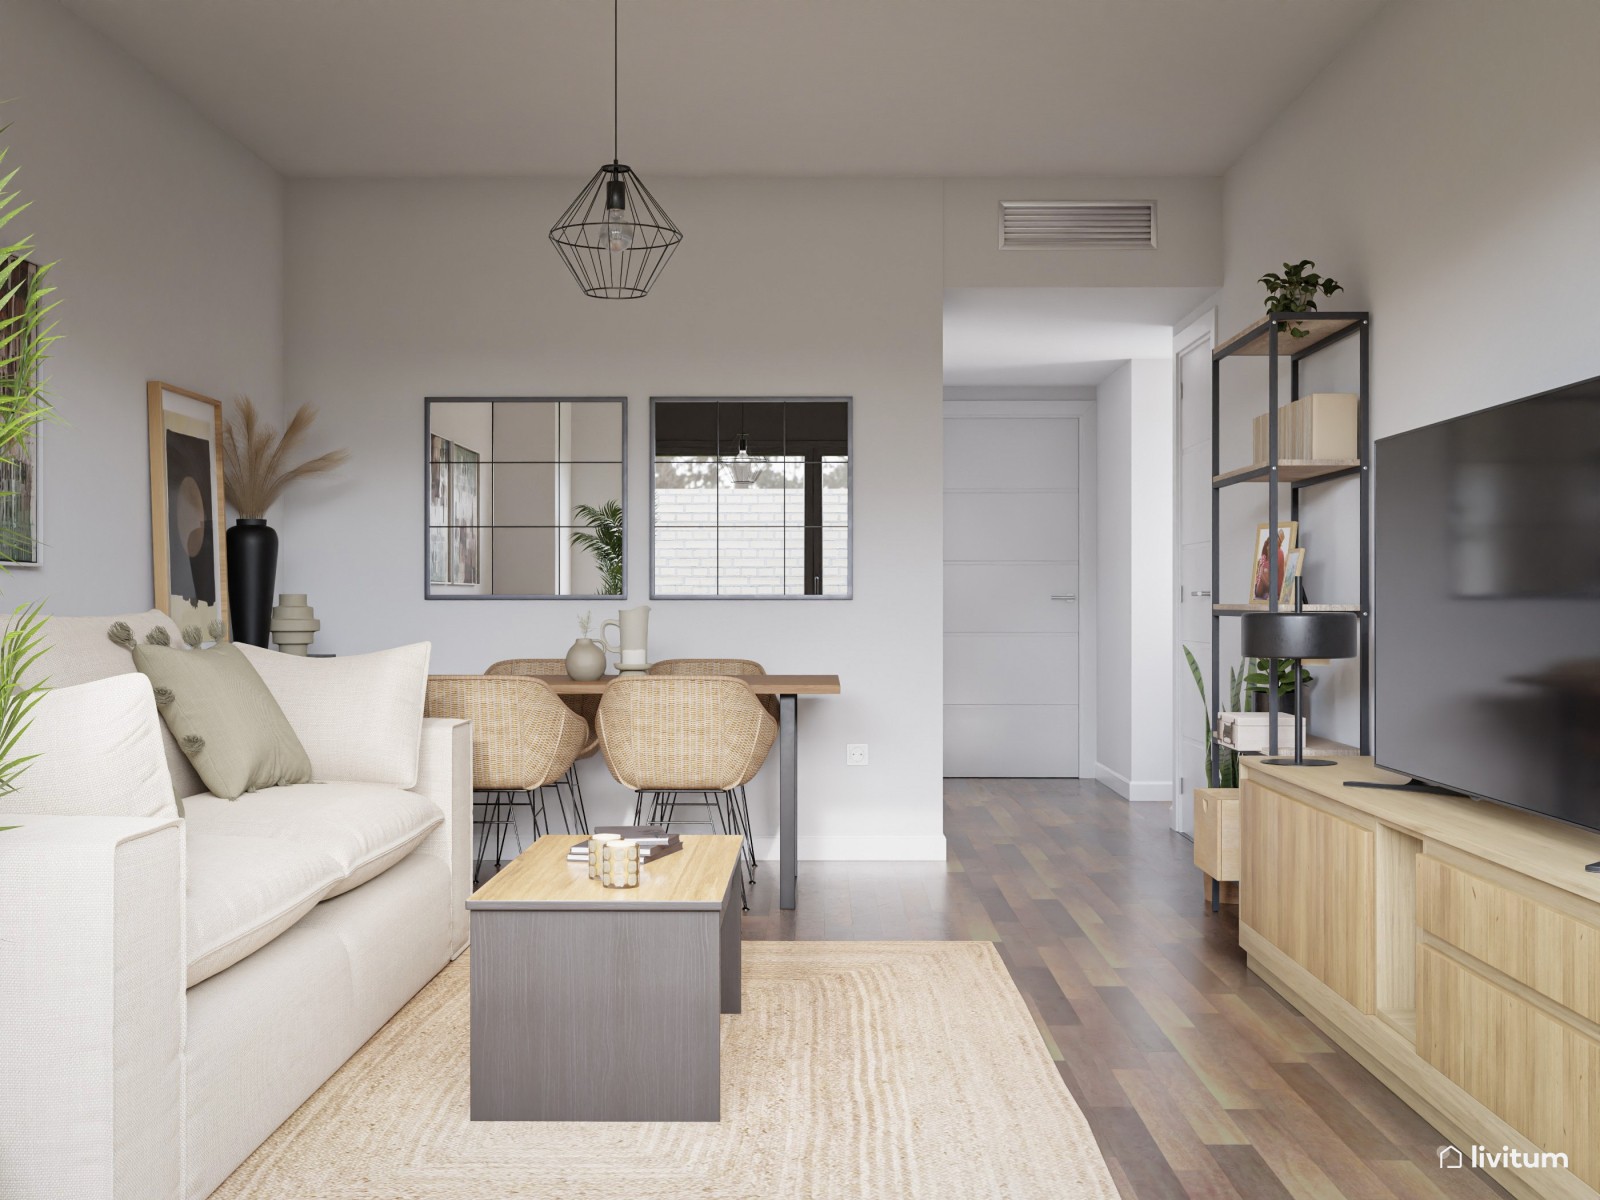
xmin=1278 ymin=546 xmax=1305 ymax=606
xmin=1249 ymin=520 xmax=1298 ymax=604
xmin=147 ymin=382 xmax=228 ymax=632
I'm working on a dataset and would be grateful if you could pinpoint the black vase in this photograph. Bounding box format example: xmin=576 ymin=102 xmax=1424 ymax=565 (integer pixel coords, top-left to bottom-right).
xmin=226 ymin=518 xmax=278 ymax=647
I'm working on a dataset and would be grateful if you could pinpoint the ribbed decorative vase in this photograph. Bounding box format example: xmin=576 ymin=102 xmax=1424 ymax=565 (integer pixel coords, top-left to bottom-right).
xmin=226 ymin=518 xmax=278 ymax=647
xmin=270 ymin=593 xmax=321 ymax=656
xmin=565 ymin=637 xmax=607 ymax=682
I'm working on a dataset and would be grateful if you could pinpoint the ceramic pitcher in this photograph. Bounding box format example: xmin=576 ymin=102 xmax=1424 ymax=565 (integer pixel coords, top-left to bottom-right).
xmin=600 ymin=605 xmax=651 ymax=666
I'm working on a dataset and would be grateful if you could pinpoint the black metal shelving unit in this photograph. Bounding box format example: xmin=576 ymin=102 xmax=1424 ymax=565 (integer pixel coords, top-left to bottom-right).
xmin=1209 ymin=310 xmax=1371 ymax=780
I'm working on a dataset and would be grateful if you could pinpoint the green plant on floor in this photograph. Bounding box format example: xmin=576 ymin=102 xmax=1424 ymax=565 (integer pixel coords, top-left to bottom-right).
xmin=1244 ymin=656 xmax=1313 ymax=702
xmin=1258 ymin=259 xmax=1343 ymax=338
xmin=1183 ymin=647 xmax=1245 ymax=789
xmin=0 ymin=131 xmax=61 ymax=807
xmin=571 ymin=500 xmax=623 ymax=596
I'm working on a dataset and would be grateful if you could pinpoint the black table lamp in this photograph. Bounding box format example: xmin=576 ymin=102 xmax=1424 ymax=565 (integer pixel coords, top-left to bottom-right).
xmin=1239 ymin=610 xmax=1359 ymax=767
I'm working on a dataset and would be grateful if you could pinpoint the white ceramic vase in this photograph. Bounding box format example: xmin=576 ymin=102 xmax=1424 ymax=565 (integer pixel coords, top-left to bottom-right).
xmin=565 ymin=637 xmax=608 ymax=681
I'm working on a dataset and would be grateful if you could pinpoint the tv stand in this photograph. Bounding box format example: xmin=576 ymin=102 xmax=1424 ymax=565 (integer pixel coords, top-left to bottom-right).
xmin=1239 ymin=756 xmax=1600 ymax=1200
xmin=1342 ymin=778 xmax=1469 ymax=800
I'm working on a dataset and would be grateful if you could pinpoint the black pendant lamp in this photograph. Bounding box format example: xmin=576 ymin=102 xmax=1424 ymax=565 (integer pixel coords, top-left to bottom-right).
xmin=548 ymin=0 xmax=682 ymax=298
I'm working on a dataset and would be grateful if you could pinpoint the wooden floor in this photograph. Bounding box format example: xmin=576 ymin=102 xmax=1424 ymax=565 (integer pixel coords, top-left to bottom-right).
xmin=741 ymin=777 xmax=1510 ymax=1200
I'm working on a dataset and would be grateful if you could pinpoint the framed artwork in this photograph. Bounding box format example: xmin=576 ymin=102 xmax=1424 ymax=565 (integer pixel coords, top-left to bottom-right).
xmin=449 ymin=441 xmax=481 ymax=585
xmin=1278 ymin=546 xmax=1306 ymax=606
xmin=147 ymin=382 xmax=227 ymax=632
xmin=1249 ymin=520 xmax=1298 ymax=604
xmin=428 ymin=434 xmax=452 ymax=584
xmin=0 ymin=258 xmax=41 ymax=566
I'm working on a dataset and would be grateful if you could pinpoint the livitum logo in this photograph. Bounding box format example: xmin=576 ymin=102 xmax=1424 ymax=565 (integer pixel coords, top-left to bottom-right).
xmin=1438 ymin=1144 xmax=1570 ymax=1170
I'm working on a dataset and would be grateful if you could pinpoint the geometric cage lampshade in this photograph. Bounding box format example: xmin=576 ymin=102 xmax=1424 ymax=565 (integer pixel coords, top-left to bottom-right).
xmin=548 ymin=163 xmax=683 ymax=299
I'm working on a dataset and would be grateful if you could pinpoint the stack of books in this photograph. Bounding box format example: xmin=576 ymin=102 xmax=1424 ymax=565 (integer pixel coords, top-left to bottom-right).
xmin=565 ymin=826 xmax=683 ymax=864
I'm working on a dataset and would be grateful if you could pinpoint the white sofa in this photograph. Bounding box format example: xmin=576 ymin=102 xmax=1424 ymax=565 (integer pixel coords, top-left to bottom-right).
xmin=0 ymin=610 xmax=472 ymax=1200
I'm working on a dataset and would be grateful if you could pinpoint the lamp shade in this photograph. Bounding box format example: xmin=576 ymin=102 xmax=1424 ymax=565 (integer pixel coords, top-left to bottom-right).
xmin=1240 ymin=610 xmax=1359 ymax=660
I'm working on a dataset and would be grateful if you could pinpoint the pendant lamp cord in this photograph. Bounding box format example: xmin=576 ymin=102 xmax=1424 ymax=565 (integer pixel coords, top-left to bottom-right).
xmin=612 ymin=0 xmax=620 ymax=165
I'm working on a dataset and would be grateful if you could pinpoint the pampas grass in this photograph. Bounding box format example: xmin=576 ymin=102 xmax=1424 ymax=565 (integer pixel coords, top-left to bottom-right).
xmin=223 ymin=397 xmax=348 ymax=518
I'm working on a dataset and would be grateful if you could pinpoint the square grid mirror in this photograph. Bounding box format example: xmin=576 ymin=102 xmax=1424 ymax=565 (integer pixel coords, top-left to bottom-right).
xmin=425 ymin=397 xmax=625 ymax=599
xmin=651 ymin=397 xmax=851 ymax=599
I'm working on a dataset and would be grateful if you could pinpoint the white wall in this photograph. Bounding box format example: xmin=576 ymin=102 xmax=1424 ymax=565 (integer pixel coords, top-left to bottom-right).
xmin=1215 ymin=0 xmax=1600 ymax=748
xmin=1095 ymin=359 xmax=1175 ymax=800
xmin=281 ymin=176 xmax=946 ymax=858
xmin=0 ymin=0 xmax=284 ymax=615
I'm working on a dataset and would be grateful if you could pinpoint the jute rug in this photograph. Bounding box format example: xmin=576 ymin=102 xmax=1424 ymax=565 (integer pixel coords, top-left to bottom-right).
xmin=214 ymin=941 xmax=1118 ymax=1199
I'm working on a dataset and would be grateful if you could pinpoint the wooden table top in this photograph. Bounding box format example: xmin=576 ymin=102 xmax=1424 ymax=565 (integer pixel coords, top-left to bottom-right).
xmin=467 ymin=834 xmax=746 ymax=911
xmin=539 ymin=673 xmax=841 ymax=696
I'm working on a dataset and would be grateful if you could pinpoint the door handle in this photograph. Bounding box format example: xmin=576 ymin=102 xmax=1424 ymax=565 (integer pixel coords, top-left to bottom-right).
xmin=1050 ymin=594 xmax=1077 ymax=602
xmin=1190 ymin=590 xmax=1212 ymax=597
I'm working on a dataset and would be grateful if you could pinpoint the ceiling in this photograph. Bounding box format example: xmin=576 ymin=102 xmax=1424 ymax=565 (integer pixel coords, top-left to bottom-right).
xmin=60 ymin=0 xmax=1381 ymax=178
xmin=943 ymin=287 xmax=1215 ymax=385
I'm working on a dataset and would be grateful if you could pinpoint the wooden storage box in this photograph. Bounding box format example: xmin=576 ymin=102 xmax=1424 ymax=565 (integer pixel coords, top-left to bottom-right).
xmin=1194 ymin=786 xmax=1240 ymax=907
xmin=1251 ymin=392 xmax=1358 ymax=465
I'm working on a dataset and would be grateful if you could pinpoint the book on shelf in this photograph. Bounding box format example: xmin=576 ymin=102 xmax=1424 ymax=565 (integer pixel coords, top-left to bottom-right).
xmin=1251 ymin=392 xmax=1357 ymax=465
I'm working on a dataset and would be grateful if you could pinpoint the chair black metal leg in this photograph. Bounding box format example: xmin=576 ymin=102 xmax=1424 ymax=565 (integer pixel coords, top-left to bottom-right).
xmin=567 ymin=765 xmax=589 ymax=833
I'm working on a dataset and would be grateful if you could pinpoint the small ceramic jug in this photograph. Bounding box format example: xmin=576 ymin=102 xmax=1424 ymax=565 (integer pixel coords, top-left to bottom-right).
xmin=565 ymin=637 xmax=607 ymax=681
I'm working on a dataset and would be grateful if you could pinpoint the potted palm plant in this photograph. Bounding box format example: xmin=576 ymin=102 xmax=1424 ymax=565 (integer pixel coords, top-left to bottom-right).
xmin=0 ymin=132 xmax=61 ymax=810
xmin=571 ymin=500 xmax=623 ymax=596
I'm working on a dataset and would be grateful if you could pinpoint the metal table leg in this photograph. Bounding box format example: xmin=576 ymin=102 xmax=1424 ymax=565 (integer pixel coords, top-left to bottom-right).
xmin=779 ymin=693 xmax=798 ymax=910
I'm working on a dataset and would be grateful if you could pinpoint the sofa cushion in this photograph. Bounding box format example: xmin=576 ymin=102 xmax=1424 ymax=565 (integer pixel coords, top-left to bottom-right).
xmin=133 ymin=642 xmax=314 ymax=800
xmin=183 ymin=782 xmax=443 ymax=898
xmin=27 ymin=609 xmax=204 ymax=798
xmin=185 ymin=831 xmax=342 ymax=986
xmin=236 ymin=642 xmax=431 ymax=789
xmin=5 ymin=674 xmax=179 ymax=819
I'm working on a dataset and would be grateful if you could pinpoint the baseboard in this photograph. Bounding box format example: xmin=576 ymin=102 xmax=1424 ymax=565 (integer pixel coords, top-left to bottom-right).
xmin=787 ymin=834 xmax=948 ymax=861
xmin=1094 ymin=763 xmax=1172 ymax=803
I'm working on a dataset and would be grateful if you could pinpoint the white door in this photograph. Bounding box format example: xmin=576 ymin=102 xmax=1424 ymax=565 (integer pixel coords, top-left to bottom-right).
xmin=943 ymin=403 xmax=1087 ymax=777
xmin=1174 ymin=332 xmax=1214 ymax=833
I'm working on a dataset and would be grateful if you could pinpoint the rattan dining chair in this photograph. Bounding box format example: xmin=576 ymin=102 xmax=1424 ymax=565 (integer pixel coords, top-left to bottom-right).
xmin=425 ymin=674 xmax=590 ymax=885
xmin=596 ymin=674 xmax=778 ymax=904
xmin=648 ymin=659 xmax=776 ymax=882
xmin=485 ymin=657 xmax=599 ymax=833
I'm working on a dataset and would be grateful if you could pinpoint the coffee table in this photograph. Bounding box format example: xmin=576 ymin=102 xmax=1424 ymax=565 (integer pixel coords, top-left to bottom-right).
xmin=466 ymin=834 xmax=744 ymax=1121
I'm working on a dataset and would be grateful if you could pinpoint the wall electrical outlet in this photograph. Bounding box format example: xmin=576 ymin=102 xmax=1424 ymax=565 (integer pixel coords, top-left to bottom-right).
xmin=846 ymin=744 xmax=869 ymax=766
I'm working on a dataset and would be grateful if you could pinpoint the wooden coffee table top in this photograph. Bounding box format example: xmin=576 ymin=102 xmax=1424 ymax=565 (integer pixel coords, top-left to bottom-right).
xmin=467 ymin=834 xmax=745 ymax=912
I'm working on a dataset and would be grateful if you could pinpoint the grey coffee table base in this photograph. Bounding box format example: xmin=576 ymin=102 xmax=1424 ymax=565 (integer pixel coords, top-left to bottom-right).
xmin=469 ymin=875 xmax=741 ymax=1121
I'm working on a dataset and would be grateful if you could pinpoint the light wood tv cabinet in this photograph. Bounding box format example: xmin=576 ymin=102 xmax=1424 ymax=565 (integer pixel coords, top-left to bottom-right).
xmin=1240 ymin=757 xmax=1600 ymax=1200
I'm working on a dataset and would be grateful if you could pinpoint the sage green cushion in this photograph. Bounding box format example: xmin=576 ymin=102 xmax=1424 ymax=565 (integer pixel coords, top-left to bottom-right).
xmin=132 ymin=642 xmax=313 ymax=800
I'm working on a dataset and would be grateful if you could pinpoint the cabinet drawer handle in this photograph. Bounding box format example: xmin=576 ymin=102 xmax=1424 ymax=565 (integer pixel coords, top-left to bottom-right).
xmin=1190 ymin=590 xmax=1212 ymax=597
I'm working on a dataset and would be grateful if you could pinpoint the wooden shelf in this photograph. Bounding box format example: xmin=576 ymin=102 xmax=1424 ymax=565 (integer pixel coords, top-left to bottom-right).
xmin=1212 ymin=603 xmax=1360 ymax=615
xmin=1213 ymin=459 xmax=1362 ymax=487
xmin=1214 ymin=313 xmax=1365 ymax=359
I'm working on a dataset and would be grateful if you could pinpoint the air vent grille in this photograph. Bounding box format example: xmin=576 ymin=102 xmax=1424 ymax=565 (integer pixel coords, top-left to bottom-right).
xmin=999 ymin=200 xmax=1156 ymax=250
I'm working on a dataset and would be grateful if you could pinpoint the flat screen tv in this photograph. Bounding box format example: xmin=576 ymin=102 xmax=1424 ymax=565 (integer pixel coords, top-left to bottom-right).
xmin=1376 ymin=373 xmax=1600 ymax=832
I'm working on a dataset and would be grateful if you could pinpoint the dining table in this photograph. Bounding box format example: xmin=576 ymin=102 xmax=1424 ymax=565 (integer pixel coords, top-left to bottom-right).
xmin=540 ymin=673 xmax=842 ymax=910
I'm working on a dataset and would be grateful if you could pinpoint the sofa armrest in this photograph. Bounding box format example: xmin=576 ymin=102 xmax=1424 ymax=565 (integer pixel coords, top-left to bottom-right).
xmin=408 ymin=717 xmax=472 ymax=958
xmin=0 ymin=814 xmax=185 ymax=1200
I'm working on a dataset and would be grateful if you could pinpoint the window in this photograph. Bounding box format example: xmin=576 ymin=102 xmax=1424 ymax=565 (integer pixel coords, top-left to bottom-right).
xmin=425 ymin=397 xmax=626 ymax=598
xmin=651 ymin=398 xmax=851 ymax=598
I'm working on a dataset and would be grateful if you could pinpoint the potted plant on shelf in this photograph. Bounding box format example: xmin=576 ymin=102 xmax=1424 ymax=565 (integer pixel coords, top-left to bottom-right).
xmin=1259 ymin=259 xmax=1343 ymax=338
xmin=1245 ymin=657 xmax=1314 ymax=720
xmin=0 ymin=131 xmax=61 ymax=809
xmin=1182 ymin=647 xmax=1244 ymax=789
xmin=222 ymin=398 xmax=348 ymax=647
